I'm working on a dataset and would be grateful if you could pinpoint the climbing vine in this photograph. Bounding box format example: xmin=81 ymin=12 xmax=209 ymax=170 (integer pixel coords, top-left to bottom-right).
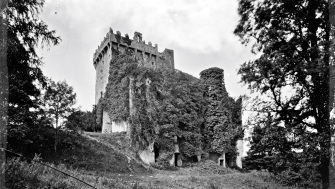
xmin=97 ymin=54 xmax=242 ymax=163
xmin=200 ymin=68 xmax=243 ymax=162
xmin=157 ymin=70 xmax=206 ymax=157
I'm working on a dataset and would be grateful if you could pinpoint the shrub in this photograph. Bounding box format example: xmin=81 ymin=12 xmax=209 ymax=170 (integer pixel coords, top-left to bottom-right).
xmin=150 ymin=153 xmax=177 ymax=170
xmin=5 ymin=156 xmax=77 ymax=189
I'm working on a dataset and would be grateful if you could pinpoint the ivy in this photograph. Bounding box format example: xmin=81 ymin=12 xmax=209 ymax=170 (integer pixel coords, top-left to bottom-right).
xmin=200 ymin=67 xmax=243 ymax=161
xmin=98 ymin=54 xmax=242 ymax=162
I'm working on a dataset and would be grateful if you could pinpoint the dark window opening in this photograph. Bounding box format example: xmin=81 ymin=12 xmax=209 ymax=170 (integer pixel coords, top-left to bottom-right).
xmin=192 ymin=156 xmax=198 ymax=162
xmin=219 ymin=159 xmax=224 ymax=166
xmin=154 ymin=143 xmax=159 ymax=162
xmin=174 ymin=153 xmax=179 ymax=166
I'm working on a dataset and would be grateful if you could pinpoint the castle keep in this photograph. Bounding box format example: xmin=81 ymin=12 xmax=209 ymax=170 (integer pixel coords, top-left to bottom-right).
xmin=93 ymin=29 xmax=243 ymax=168
xmin=93 ymin=28 xmax=175 ymax=133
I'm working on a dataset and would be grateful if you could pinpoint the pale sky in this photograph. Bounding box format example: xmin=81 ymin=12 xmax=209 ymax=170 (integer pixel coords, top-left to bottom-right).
xmin=37 ymin=0 xmax=256 ymax=111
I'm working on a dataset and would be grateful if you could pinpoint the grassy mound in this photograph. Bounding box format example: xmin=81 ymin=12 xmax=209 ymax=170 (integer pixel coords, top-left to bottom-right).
xmin=5 ymin=157 xmax=135 ymax=189
xmin=8 ymin=129 xmax=149 ymax=175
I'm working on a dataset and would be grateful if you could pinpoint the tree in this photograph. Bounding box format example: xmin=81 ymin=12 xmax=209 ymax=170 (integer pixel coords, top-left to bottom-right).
xmin=0 ymin=1 xmax=8 ymax=187
xmin=234 ymin=0 xmax=331 ymax=188
xmin=1 ymin=1 xmax=59 ymax=186
xmin=3 ymin=0 xmax=60 ymax=147
xmin=43 ymin=79 xmax=76 ymax=152
xmin=65 ymin=106 xmax=101 ymax=132
xmin=65 ymin=111 xmax=84 ymax=131
xmin=243 ymin=113 xmax=282 ymax=171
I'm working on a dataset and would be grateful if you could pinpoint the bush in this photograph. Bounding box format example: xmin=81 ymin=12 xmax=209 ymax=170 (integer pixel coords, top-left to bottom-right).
xmin=5 ymin=156 xmax=77 ymax=189
xmin=150 ymin=153 xmax=177 ymax=170
xmin=273 ymin=168 xmax=321 ymax=189
xmin=5 ymin=155 xmax=134 ymax=189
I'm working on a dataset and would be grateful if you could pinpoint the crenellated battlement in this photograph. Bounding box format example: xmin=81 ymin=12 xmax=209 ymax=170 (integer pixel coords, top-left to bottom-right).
xmin=93 ymin=28 xmax=171 ymax=66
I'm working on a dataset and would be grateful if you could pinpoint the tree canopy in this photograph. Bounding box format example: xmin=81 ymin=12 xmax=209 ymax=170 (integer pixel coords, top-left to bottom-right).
xmin=65 ymin=106 xmax=101 ymax=132
xmin=4 ymin=0 xmax=61 ymax=147
xmin=234 ymin=0 xmax=331 ymax=188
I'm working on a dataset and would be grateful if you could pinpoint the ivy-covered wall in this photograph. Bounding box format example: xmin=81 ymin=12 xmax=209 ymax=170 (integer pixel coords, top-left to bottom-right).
xmin=200 ymin=68 xmax=243 ymax=165
xmin=96 ymin=52 xmax=243 ymax=166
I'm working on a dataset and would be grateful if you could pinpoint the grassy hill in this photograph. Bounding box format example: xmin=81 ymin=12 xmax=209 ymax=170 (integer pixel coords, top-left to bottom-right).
xmin=6 ymin=130 xmax=312 ymax=189
xmin=6 ymin=130 xmax=151 ymax=188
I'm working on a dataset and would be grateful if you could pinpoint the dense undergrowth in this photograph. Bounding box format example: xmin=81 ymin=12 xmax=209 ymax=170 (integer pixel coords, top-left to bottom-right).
xmin=97 ymin=53 xmax=244 ymax=166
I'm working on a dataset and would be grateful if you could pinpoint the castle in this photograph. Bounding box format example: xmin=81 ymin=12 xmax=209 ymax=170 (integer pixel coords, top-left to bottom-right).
xmin=93 ymin=28 xmax=175 ymax=133
xmin=93 ymin=29 xmax=244 ymax=168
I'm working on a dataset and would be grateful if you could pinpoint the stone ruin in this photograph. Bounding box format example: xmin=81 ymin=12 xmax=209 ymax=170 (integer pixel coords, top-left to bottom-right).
xmin=93 ymin=28 xmax=244 ymax=168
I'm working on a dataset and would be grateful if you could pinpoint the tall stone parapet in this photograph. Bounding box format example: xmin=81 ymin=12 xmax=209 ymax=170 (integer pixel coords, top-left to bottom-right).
xmin=93 ymin=28 xmax=175 ymax=134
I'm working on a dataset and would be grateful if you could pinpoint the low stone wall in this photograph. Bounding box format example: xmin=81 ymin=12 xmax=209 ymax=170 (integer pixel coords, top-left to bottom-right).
xmin=138 ymin=143 xmax=155 ymax=165
xmin=102 ymin=111 xmax=112 ymax=133
xmin=236 ymin=139 xmax=244 ymax=168
xmin=101 ymin=112 xmax=128 ymax=133
xmin=138 ymin=149 xmax=155 ymax=165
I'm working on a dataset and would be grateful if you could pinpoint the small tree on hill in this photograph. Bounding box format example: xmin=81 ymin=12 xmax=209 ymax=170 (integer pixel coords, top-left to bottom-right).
xmin=65 ymin=106 xmax=101 ymax=132
xmin=43 ymin=79 xmax=76 ymax=152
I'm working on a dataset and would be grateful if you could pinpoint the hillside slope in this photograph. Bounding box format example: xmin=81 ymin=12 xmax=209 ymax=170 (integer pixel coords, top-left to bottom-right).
xmin=6 ymin=131 xmax=309 ymax=188
xmin=81 ymin=132 xmax=307 ymax=189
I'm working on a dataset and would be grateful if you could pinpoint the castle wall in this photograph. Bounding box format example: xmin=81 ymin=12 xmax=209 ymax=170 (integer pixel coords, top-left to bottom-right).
xmin=138 ymin=148 xmax=155 ymax=165
xmin=94 ymin=46 xmax=112 ymax=104
xmin=111 ymin=120 xmax=128 ymax=132
xmin=102 ymin=110 xmax=112 ymax=133
xmin=156 ymin=49 xmax=174 ymax=70
xmin=102 ymin=111 xmax=128 ymax=133
xmin=236 ymin=139 xmax=244 ymax=168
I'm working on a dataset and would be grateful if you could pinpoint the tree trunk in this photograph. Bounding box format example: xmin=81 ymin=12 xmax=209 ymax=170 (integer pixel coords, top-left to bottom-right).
xmin=54 ymin=129 xmax=58 ymax=152
xmin=319 ymin=111 xmax=331 ymax=189
xmin=54 ymin=118 xmax=58 ymax=152
xmin=0 ymin=1 xmax=8 ymax=188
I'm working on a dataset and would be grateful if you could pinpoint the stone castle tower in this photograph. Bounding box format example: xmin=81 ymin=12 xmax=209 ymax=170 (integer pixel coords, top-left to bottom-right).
xmin=93 ymin=28 xmax=175 ymax=133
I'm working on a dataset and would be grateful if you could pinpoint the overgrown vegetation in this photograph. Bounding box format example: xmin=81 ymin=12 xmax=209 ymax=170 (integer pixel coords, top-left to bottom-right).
xmin=5 ymin=136 xmax=308 ymax=189
xmin=5 ymin=0 xmax=61 ymax=154
xmin=97 ymin=51 xmax=243 ymax=165
xmin=200 ymin=68 xmax=243 ymax=166
xmin=5 ymin=156 xmax=137 ymax=189
xmin=65 ymin=106 xmax=101 ymax=132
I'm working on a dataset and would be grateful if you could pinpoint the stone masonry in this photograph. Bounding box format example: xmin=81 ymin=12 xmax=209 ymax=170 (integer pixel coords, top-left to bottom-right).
xmin=93 ymin=28 xmax=175 ymax=133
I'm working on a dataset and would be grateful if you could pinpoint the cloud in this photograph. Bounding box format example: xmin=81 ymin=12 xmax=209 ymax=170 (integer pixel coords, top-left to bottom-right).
xmin=44 ymin=0 xmax=240 ymax=53
xmin=38 ymin=0 xmax=256 ymax=110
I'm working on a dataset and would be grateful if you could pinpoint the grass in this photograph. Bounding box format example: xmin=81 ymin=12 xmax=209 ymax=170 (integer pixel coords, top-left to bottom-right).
xmin=5 ymin=131 xmax=316 ymax=188
xmin=5 ymin=158 xmax=308 ymax=189
xmin=5 ymin=156 xmax=134 ymax=189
